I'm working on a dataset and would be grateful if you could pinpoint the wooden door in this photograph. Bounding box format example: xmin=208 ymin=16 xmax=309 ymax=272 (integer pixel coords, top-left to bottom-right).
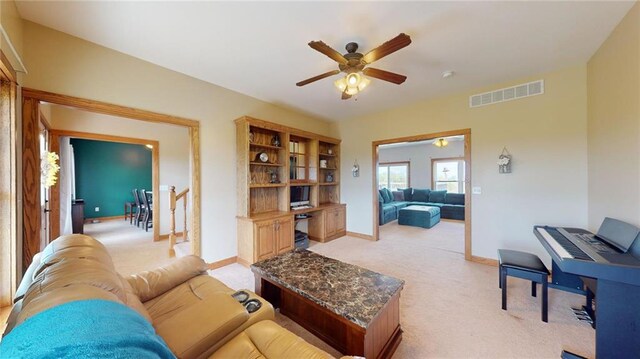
xmin=22 ymin=98 xmax=41 ymax=273
xmin=255 ymin=220 xmax=276 ymax=260
xmin=325 ymin=208 xmax=337 ymax=237
xmin=276 ymin=217 xmax=294 ymax=254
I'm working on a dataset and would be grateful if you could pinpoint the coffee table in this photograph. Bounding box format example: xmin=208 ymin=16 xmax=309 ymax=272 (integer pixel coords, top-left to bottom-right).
xmin=251 ymin=249 xmax=404 ymax=359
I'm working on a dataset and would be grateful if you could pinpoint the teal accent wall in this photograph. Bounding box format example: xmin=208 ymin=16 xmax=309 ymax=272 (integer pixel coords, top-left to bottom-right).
xmin=71 ymin=139 xmax=152 ymax=219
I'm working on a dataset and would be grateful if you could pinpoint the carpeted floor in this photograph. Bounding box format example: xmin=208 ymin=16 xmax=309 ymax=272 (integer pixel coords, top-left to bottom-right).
xmin=92 ymin=219 xmax=595 ymax=358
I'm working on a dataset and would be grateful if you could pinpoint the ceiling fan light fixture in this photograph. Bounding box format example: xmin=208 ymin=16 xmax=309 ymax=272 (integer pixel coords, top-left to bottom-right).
xmin=434 ymin=138 xmax=449 ymax=148
xmin=357 ymin=76 xmax=370 ymax=91
xmin=345 ymin=86 xmax=359 ymax=96
xmin=346 ymin=72 xmax=361 ymax=86
xmin=334 ymin=77 xmax=348 ymax=92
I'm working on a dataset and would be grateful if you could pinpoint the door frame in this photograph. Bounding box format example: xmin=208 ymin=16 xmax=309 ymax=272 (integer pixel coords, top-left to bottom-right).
xmin=49 ymin=130 xmax=161 ymax=242
xmin=0 ymin=50 xmax=18 ymax=306
xmin=372 ymin=129 xmax=472 ymax=260
xmin=21 ymin=88 xmax=201 ymax=271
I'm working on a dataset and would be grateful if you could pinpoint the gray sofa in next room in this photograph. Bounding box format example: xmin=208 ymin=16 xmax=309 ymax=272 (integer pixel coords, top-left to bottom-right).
xmin=378 ymin=187 xmax=465 ymax=225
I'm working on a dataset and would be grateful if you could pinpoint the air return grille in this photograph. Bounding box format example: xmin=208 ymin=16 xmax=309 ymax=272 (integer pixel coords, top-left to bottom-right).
xmin=469 ymin=80 xmax=544 ymax=108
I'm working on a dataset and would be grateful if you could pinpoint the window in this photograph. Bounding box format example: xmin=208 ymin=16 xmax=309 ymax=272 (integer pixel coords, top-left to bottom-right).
xmin=378 ymin=162 xmax=409 ymax=191
xmin=432 ymin=158 xmax=465 ymax=194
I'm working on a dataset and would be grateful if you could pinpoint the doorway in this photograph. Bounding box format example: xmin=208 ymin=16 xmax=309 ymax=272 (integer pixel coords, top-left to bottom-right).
xmin=372 ymin=129 xmax=472 ymax=260
xmin=21 ymin=88 xmax=201 ymax=273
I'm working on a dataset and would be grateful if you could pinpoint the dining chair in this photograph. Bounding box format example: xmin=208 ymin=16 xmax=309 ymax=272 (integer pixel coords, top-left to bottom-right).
xmin=134 ymin=189 xmax=146 ymax=228
xmin=141 ymin=189 xmax=153 ymax=232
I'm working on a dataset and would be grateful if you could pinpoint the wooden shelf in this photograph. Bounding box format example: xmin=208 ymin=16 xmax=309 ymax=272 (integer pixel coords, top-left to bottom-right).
xmin=319 ymin=153 xmax=336 ymax=157
xmin=250 ymin=162 xmax=284 ymax=167
xmin=319 ymin=167 xmax=337 ymax=170
xmin=250 ymin=143 xmax=283 ymax=150
xmin=249 ymin=183 xmax=286 ymax=188
xmin=289 ymin=152 xmax=306 ymax=155
xmin=319 ymin=182 xmax=339 ymax=186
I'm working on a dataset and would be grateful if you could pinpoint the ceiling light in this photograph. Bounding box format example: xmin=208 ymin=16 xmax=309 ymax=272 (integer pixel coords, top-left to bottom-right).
xmin=433 ymin=138 xmax=449 ymax=148
xmin=346 ymin=73 xmax=360 ymax=86
xmin=334 ymin=77 xmax=347 ymax=92
xmin=146 ymin=144 xmax=153 ymax=149
xmin=335 ymin=73 xmax=370 ymax=96
xmin=442 ymin=71 xmax=455 ymax=79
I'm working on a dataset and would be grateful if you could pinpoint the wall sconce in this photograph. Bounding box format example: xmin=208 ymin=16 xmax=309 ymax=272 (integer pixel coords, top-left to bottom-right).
xmin=498 ymin=147 xmax=512 ymax=174
xmin=352 ymin=160 xmax=360 ymax=177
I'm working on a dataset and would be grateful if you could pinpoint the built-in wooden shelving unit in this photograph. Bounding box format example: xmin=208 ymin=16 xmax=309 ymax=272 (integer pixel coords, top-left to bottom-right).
xmin=236 ymin=116 xmax=345 ymax=265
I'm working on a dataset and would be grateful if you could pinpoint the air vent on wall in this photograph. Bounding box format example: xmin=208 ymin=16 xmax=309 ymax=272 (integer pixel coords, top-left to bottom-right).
xmin=469 ymin=80 xmax=544 ymax=108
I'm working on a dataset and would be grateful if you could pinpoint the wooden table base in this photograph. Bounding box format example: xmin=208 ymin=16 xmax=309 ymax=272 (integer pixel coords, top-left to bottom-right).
xmin=255 ymin=275 xmax=403 ymax=359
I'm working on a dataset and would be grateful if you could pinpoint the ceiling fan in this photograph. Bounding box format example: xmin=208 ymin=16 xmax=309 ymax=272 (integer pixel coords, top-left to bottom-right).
xmin=296 ymin=33 xmax=412 ymax=100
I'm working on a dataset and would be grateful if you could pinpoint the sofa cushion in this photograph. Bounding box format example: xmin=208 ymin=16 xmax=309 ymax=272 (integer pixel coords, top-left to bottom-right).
xmin=424 ymin=202 xmax=444 ymax=208
xmin=391 ymin=202 xmax=409 ymax=210
xmin=377 ymin=191 xmax=384 ymax=203
xmin=155 ymin=292 xmax=250 ymax=359
xmin=399 ymin=188 xmax=413 ymax=201
xmin=428 ymin=190 xmax=447 ymax=203
xmin=392 ymin=191 xmax=404 ymax=201
xmin=445 ymin=193 xmax=465 ymax=205
xmin=380 ymin=188 xmax=393 ymax=203
xmin=209 ymin=320 xmax=335 ymax=359
xmin=411 ymin=189 xmax=430 ymax=202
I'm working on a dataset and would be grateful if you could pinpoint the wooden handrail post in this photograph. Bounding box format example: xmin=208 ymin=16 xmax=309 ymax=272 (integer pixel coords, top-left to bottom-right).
xmin=183 ymin=195 xmax=188 ymax=242
xmin=169 ymin=186 xmax=177 ymax=256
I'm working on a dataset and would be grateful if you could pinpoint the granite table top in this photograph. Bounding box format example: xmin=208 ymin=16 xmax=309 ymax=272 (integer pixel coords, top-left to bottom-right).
xmin=250 ymin=249 xmax=404 ymax=328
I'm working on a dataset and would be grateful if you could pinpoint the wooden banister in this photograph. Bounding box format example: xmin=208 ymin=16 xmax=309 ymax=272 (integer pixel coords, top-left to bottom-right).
xmin=169 ymin=186 xmax=190 ymax=256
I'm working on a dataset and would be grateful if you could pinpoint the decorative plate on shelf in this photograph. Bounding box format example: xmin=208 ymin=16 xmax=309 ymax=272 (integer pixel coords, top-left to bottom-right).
xmin=257 ymin=152 xmax=269 ymax=163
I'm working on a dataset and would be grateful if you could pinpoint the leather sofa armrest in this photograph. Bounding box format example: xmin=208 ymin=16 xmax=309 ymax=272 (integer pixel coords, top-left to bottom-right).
xmin=127 ymin=255 xmax=208 ymax=302
xmin=155 ymin=292 xmax=249 ymax=359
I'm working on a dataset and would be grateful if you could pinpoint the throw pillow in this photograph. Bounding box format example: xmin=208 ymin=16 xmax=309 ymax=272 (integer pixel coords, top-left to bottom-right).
xmin=399 ymin=188 xmax=413 ymax=201
xmin=412 ymin=188 xmax=430 ymax=202
xmin=429 ymin=190 xmax=447 ymax=203
xmin=392 ymin=191 xmax=404 ymax=201
xmin=378 ymin=192 xmax=384 ymax=203
xmin=382 ymin=188 xmax=394 ymax=203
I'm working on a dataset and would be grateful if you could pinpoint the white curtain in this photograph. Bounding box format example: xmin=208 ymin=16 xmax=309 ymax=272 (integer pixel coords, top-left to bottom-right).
xmin=59 ymin=137 xmax=76 ymax=235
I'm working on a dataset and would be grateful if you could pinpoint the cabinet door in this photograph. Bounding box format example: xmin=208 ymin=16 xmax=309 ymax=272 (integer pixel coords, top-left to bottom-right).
xmin=255 ymin=220 xmax=276 ymax=260
xmin=325 ymin=209 xmax=337 ymax=237
xmin=276 ymin=217 xmax=294 ymax=254
xmin=336 ymin=206 xmax=346 ymax=233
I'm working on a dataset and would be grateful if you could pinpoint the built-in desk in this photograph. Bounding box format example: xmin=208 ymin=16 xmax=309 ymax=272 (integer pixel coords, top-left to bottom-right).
xmin=237 ymin=203 xmax=346 ymax=266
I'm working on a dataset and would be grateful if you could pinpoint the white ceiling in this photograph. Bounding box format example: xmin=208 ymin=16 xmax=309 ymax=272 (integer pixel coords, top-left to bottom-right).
xmin=16 ymin=1 xmax=634 ymax=122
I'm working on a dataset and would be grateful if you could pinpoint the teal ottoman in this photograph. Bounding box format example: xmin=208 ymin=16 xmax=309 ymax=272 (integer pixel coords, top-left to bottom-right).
xmin=398 ymin=205 xmax=440 ymax=228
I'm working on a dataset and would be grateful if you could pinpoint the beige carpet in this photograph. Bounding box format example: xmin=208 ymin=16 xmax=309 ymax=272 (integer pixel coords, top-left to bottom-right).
xmin=84 ymin=219 xmax=175 ymax=275
xmin=92 ymin=219 xmax=596 ymax=358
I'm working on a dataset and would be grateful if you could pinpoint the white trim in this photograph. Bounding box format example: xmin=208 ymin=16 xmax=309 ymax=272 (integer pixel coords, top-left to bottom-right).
xmin=0 ymin=24 xmax=28 ymax=74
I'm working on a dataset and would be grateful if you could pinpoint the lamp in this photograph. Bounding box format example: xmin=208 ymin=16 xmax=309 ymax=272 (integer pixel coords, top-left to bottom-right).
xmin=334 ymin=73 xmax=370 ymax=96
xmin=433 ymin=138 xmax=449 ymax=148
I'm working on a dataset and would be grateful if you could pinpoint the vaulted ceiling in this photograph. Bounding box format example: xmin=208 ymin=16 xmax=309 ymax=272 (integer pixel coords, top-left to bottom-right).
xmin=16 ymin=1 xmax=635 ymax=121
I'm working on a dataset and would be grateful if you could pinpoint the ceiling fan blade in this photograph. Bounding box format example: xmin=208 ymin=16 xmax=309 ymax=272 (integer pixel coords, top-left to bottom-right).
xmin=341 ymin=90 xmax=352 ymax=100
xmin=363 ymin=67 xmax=407 ymax=84
xmin=362 ymin=33 xmax=411 ymax=64
xmin=296 ymin=70 xmax=341 ymax=87
xmin=308 ymin=41 xmax=349 ymax=65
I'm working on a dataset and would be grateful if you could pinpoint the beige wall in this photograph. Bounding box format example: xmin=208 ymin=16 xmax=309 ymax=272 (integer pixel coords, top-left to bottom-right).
xmin=46 ymin=104 xmax=190 ymax=236
xmin=21 ymin=21 xmax=333 ymax=262
xmin=587 ymin=3 xmax=640 ymax=231
xmin=335 ymin=65 xmax=589 ymax=261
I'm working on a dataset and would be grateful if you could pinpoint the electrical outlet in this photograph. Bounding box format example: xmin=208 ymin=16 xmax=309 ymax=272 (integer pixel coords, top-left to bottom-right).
xmin=95 ymin=207 xmax=100 ymax=212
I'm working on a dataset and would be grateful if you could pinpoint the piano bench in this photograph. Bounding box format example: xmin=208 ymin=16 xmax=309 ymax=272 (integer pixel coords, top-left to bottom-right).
xmin=498 ymin=249 xmax=550 ymax=322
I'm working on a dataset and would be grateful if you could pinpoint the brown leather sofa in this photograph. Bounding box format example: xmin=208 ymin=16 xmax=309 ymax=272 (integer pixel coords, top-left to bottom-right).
xmin=3 ymin=234 xmax=345 ymax=359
